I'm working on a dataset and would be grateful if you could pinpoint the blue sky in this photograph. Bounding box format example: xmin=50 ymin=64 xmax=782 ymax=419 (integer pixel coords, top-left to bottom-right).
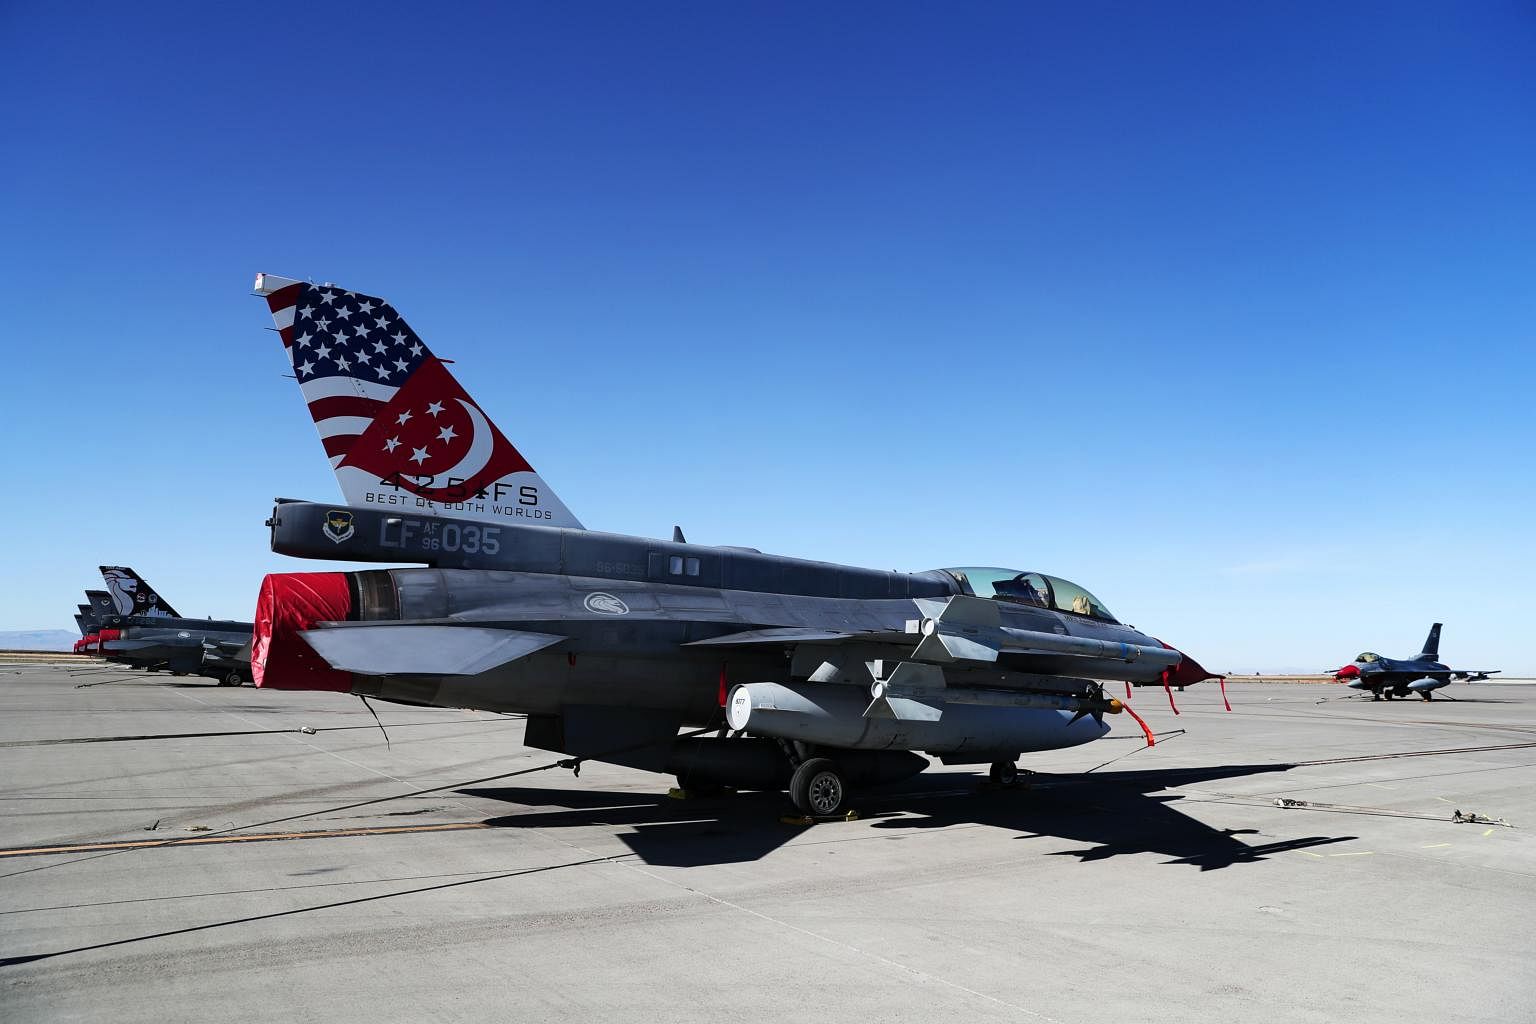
xmin=1 ymin=2 xmax=1532 ymax=672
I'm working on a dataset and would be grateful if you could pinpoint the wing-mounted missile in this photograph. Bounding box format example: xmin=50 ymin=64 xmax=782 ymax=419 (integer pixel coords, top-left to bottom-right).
xmin=905 ymin=595 xmax=1184 ymax=670
xmin=298 ymin=624 xmax=566 ymax=676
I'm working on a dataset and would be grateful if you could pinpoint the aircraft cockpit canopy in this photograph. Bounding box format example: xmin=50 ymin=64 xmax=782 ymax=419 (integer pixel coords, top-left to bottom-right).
xmin=1356 ymin=652 xmax=1382 ymax=664
xmin=944 ymin=567 xmax=1118 ymax=623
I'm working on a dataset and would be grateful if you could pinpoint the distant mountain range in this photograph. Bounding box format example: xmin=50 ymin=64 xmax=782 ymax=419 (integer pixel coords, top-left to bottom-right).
xmin=0 ymin=630 xmax=79 ymax=651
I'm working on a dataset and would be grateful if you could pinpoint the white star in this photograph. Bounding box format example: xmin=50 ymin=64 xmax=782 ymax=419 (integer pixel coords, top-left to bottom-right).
xmin=299 ymin=305 xmax=314 ymax=319
xmin=374 ymin=316 xmax=390 ymax=330
xmin=315 ymin=317 xmax=331 ymax=331
xmin=409 ymin=342 xmax=423 ymax=357
xmin=355 ymin=349 xmax=372 ymax=364
xmin=384 ymin=437 xmax=400 ymax=452
xmin=375 ymin=364 xmax=391 ymax=379
xmin=371 ymin=339 xmax=387 ymax=354
xmin=437 ymin=425 xmax=458 ymax=444
xmin=315 ymin=343 xmax=333 ymax=360
xmin=426 ymin=401 xmax=444 ymax=417
xmin=320 ymin=289 xmax=337 ymax=304
xmin=334 ymin=306 xmax=353 ymax=321
xmin=334 ymin=354 xmax=351 ymax=371
xmin=391 ymin=331 xmax=407 ymax=346
xmin=357 ymin=299 xmax=375 ymax=314
xmin=295 ymin=331 xmax=313 ymax=347
xmin=409 ymin=446 xmax=430 ymax=465
xmin=297 ymin=359 xmax=316 ymax=376
xmin=396 ymin=410 xmax=413 ymax=425
xmin=393 ymin=358 xmax=408 ymax=372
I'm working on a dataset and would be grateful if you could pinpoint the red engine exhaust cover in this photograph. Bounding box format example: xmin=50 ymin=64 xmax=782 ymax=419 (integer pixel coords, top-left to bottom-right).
xmin=252 ymin=572 xmax=354 ymax=691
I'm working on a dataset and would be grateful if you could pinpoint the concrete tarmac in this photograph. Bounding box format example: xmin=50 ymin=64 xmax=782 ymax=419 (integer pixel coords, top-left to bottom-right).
xmin=2 ymin=663 xmax=1533 ymax=1022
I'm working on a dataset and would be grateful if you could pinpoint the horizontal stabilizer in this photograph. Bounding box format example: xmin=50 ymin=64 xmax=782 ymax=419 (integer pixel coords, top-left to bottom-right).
xmin=299 ymin=625 xmax=565 ymax=676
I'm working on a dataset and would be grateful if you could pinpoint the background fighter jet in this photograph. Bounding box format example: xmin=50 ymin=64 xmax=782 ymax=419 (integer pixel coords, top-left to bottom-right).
xmin=92 ymin=567 xmax=254 ymax=685
xmin=253 ymin=274 xmax=1205 ymax=815
xmin=1332 ymin=623 xmax=1500 ymax=701
xmin=72 ymin=590 xmax=115 ymax=653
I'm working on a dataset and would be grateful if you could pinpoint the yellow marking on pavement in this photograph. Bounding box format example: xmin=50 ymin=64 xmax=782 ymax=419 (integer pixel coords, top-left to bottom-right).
xmin=0 ymin=821 xmax=490 ymax=859
xmin=1435 ymin=797 xmax=1454 ymax=804
xmin=1328 ymin=851 xmax=1375 ymax=857
xmin=1421 ymin=843 xmax=1451 ymax=849
xmin=1483 ymin=828 xmax=1495 ymax=837
xmin=1296 ymin=851 xmax=1325 ymax=858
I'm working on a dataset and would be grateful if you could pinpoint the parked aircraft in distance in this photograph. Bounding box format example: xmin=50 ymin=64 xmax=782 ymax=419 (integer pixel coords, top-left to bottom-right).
xmin=1333 ymin=623 xmax=1499 ymax=701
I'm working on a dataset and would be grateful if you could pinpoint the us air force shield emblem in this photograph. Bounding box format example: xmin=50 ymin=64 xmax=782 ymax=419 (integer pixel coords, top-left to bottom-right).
xmin=323 ymin=510 xmax=356 ymax=544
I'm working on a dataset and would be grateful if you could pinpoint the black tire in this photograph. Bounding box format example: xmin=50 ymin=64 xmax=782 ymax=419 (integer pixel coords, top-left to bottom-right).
xmin=989 ymin=760 xmax=1020 ymax=787
xmin=790 ymin=758 xmax=846 ymax=816
xmin=223 ymin=671 xmax=243 ymax=687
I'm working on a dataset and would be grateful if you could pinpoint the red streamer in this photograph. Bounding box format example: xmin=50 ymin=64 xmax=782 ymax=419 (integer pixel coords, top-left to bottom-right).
xmin=1121 ymin=701 xmax=1155 ymax=747
xmin=1161 ymin=669 xmax=1180 ymax=716
xmin=1218 ymin=675 xmax=1232 ymax=712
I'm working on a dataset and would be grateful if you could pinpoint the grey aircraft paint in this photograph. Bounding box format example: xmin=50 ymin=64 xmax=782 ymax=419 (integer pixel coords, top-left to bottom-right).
xmin=252 ymin=274 xmax=1203 ymax=814
xmin=1332 ymin=623 xmax=1500 ymax=701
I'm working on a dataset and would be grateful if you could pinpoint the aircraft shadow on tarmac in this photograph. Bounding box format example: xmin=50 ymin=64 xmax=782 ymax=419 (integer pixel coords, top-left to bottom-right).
xmin=466 ymin=762 xmax=1355 ymax=871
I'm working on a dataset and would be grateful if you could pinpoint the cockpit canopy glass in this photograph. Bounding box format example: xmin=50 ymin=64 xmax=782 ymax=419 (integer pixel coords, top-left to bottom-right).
xmin=944 ymin=568 xmax=1118 ymax=623
xmin=1356 ymin=652 xmax=1381 ymax=664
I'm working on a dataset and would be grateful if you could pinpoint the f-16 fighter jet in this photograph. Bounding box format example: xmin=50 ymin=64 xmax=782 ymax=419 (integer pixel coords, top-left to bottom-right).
xmin=1332 ymin=623 xmax=1500 ymax=701
xmin=72 ymin=590 xmax=116 ymax=653
xmin=253 ymin=274 xmax=1205 ymax=815
xmin=93 ymin=567 xmax=254 ymax=685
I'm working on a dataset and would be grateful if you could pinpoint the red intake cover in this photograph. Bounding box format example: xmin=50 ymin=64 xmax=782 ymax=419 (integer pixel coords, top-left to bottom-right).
xmin=252 ymin=572 xmax=354 ymax=691
xmin=1335 ymin=664 xmax=1361 ymax=679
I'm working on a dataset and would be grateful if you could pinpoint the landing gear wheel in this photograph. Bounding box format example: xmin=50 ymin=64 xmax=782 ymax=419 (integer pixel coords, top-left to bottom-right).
xmin=1421 ymin=691 xmax=1432 ymax=701
xmin=790 ymin=758 xmax=846 ymax=816
xmin=989 ymin=760 xmax=1020 ymax=787
xmin=222 ymin=671 xmax=243 ymax=687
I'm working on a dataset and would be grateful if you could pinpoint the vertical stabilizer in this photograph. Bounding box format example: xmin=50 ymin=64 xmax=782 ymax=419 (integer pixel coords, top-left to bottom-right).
xmin=85 ymin=590 xmax=114 ymax=625
xmin=99 ymin=567 xmax=181 ymax=618
xmin=253 ymin=274 xmax=584 ymax=530
xmin=1418 ymin=622 xmax=1443 ymax=661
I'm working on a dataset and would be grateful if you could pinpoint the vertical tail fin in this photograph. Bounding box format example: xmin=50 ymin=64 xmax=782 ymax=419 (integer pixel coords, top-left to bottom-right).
xmin=98 ymin=567 xmax=181 ymax=618
xmin=84 ymin=590 xmax=113 ymax=627
xmin=1418 ymin=622 xmax=1442 ymax=661
xmin=74 ymin=612 xmax=89 ymax=636
xmin=253 ymin=274 xmax=584 ymax=530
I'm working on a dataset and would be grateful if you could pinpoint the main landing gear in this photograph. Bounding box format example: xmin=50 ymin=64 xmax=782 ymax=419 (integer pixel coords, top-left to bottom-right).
xmin=790 ymin=757 xmax=847 ymax=816
xmin=989 ymin=759 xmax=1021 ymax=787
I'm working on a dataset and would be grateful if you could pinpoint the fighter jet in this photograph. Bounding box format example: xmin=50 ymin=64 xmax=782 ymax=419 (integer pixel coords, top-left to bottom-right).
xmin=252 ymin=274 xmax=1206 ymax=815
xmin=93 ymin=567 xmax=254 ymax=685
xmin=1332 ymin=623 xmax=1500 ymax=701
xmin=72 ymin=590 xmax=115 ymax=654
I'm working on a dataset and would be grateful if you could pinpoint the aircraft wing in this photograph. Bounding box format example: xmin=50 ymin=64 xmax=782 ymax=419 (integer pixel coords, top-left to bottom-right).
xmin=1450 ymin=669 xmax=1502 ymax=680
xmin=687 ymin=595 xmax=1182 ymax=671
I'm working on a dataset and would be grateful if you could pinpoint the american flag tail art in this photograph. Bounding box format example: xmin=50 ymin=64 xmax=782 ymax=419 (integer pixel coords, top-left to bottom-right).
xmin=253 ymin=274 xmax=583 ymax=530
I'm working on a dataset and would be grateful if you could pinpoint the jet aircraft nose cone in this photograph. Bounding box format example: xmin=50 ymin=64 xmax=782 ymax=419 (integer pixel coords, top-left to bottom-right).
xmin=1334 ymin=664 xmax=1361 ymax=680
